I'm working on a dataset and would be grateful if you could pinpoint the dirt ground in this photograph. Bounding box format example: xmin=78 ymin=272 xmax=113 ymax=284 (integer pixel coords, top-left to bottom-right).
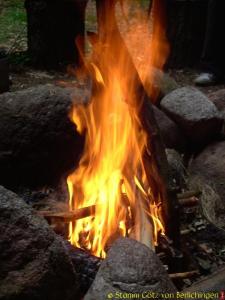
xmin=8 ymin=65 xmax=225 ymax=97
xmin=169 ymin=69 xmax=225 ymax=96
xmin=2 ymin=0 xmax=225 ymax=96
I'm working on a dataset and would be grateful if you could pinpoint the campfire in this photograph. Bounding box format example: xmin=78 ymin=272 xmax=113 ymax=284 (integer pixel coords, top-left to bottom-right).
xmin=2 ymin=0 xmax=225 ymax=299
xmin=67 ymin=0 xmax=173 ymax=258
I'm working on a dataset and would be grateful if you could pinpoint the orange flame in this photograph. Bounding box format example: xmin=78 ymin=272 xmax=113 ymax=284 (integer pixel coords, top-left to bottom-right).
xmin=67 ymin=0 xmax=168 ymax=258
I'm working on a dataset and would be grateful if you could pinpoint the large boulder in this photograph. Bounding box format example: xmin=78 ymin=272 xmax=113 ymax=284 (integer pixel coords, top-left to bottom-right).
xmin=208 ymin=89 xmax=225 ymax=118
xmin=153 ymin=106 xmax=185 ymax=151
xmin=160 ymin=87 xmax=222 ymax=148
xmin=0 ymin=84 xmax=87 ymax=189
xmin=208 ymin=89 xmax=225 ymax=134
xmin=0 ymin=185 xmax=80 ymax=300
xmin=184 ymin=266 xmax=225 ymax=297
xmin=145 ymin=67 xmax=179 ymax=98
xmin=166 ymin=149 xmax=187 ymax=189
xmin=188 ymin=141 xmax=225 ymax=229
xmin=84 ymin=238 xmax=176 ymax=300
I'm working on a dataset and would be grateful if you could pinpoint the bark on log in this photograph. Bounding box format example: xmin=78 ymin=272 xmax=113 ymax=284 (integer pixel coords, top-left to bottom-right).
xmin=25 ymin=0 xmax=88 ymax=69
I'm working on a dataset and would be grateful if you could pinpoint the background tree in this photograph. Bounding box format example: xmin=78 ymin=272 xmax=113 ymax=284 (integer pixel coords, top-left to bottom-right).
xmin=25 ymin=0 xmax=88 ymax=69
xmin=166 ymin=0 xmax=209 ymax=68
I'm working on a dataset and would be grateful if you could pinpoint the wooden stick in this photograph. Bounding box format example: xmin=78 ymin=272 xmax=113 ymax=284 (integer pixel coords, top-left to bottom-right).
xmin=169 ymin=270 xmax=199 ymax=279
xmin=180 ymin=229 xmax=191 ymax=236
xmin=179 ymin=197 xmax=199 ymax=207
xmin=37 ymin=205 xmax=96 ymax=222
xmin=39 ymin=195 xmax=192 ymax=224
xmin=189 ymin=239 xmax=213 ymax=256
xmin=38 ymin=192 xmax=198 ymax=220
xmin=177 ymin=190 xmax=202 ymax=200
xmin=131 ymin=184 xmax=155 ymax=251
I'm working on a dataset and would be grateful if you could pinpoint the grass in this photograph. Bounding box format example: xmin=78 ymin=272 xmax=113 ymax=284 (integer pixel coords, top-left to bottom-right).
xmin=0 ymin=0 xmax=150 ymax=51
xmin=0 ymin=0 xmax=27 ymax=50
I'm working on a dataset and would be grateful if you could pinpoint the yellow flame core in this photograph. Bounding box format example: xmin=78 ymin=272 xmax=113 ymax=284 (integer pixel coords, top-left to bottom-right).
xmin=67 ymin=1 xmax=168 ymax=258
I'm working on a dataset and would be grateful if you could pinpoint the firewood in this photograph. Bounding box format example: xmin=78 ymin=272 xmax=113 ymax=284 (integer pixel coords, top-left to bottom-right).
xmin=177 ymin=190 xmax=202 ymax=200
xmin=179 ymin=196 xmax=199 ymax=207
xmin=37 ymin=205 xmax=96 ymax=222
xmin=40 ymin=195 xmax=193 ymax=230
xmin=169 ymin=270 xmax=199 ymax=279
xmin=39 ymin=195 xmax=155 ymax=251
xmin=180 ymin=229 xmax=191 ymax=236
xmin=189 ymin=239 xmax=213 ymax=256
xmin=129 ymin=186 xmax=155 ymax=251
xmin=95 ymin=0 xmax=180 ymax=248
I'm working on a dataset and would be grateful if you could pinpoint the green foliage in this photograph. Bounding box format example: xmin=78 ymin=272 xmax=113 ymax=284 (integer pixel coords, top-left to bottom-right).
xmin=139 ymin=0 xmax=151 ymax=9
xmin=0 ymin=0 xmax=26 ymax=45
xmin=8 ymin=51 xmax=30 ymax=66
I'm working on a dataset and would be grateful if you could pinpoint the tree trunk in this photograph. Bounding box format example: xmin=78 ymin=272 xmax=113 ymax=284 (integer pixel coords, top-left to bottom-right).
xmin=25 ymin=0 xmax=88 ymax=69
xmin=166 ymin=0 xmax=209 ymax=68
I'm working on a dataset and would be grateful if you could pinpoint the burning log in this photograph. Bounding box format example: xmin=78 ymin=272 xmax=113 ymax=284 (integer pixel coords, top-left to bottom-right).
xmin=95 ymin=0 xmax=180 ymax=247
xmin=66 ymin=0 xmax=179 ymax=257
xmin=39 ymin=191 xmax=188 ymax=223
xmin=38 ymin=205 xmax=96 ymax=222
xmin=129 ymin=185 xmax=155 ymax=251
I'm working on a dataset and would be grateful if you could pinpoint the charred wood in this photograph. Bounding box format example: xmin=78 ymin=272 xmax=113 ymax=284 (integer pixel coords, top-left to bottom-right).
xmin=179 ymin=197 xmax=199 ymax=208
xmin=64 ymin=241 xmax=101 ymax=297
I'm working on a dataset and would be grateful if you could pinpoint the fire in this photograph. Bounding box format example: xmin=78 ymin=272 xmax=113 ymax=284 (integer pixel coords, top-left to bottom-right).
xmin=67 ymin=0 xmax=168 ymax=258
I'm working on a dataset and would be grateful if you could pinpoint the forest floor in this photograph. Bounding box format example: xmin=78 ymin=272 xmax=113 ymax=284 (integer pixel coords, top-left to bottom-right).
xmin=0 ymin=0 xmax=27 ymax=52
xmin=8 ymin=66 xmax=225 ymax=97
xmin=0 ymin=0 xmax=225 ymax=95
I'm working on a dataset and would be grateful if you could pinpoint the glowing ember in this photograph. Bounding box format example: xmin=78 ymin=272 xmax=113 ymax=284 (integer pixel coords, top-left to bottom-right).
xmin=67 ymin=0 xmax=168 ymax=258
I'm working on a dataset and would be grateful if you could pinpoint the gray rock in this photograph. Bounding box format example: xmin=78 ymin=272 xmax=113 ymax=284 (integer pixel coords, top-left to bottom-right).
xmin=184 ymin=266 xmax=225 ymax=297
xmin=208 ymin=89 xmax=225 ymax=134
xmin=153 ymin=106 xmax=185 ymax=151
xmin=160 ymin=87 xmax=222 ymax=147
xmin=0 ymin=185 xmax=80 ymax=300
xmin=84 ymin=238 xmax=176 ymax=300
xmin=146 ymin=67 xmax=179 ymax=97
xmin=0 ymin=84 xmax=87 ymax=189
xmin=188 ymin=141 xmax=225 ymax=229
xmin=208 ymin=89 xmax=225 ymax=118
xmin=166 ymin=149 xmax=187 ymax=189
